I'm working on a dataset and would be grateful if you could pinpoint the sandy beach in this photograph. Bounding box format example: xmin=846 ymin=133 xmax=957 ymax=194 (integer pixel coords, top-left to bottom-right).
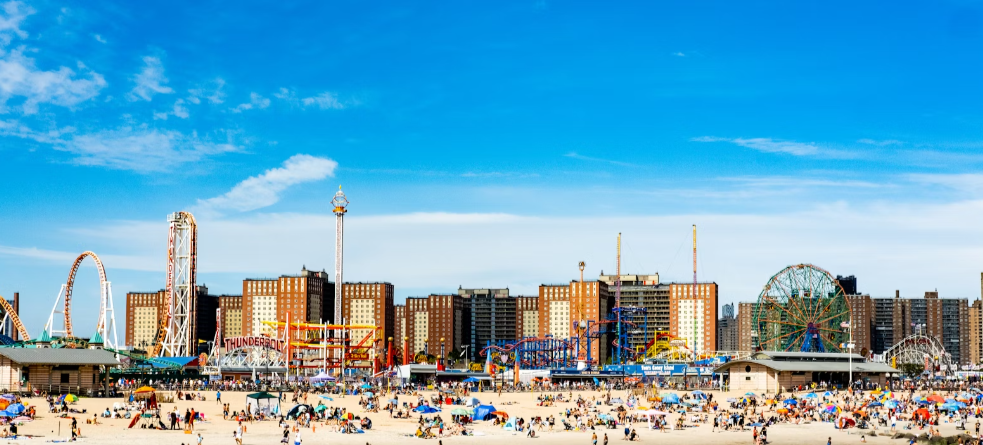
xmin=0 ymin=388 xmax=966 ymax=445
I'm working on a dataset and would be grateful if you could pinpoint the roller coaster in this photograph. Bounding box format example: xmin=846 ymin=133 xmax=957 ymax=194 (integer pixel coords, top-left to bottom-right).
xmin=43 ymin=250 xmax=120 ymax=349
xmin=479 ymin=336 xmax=578 ymax=370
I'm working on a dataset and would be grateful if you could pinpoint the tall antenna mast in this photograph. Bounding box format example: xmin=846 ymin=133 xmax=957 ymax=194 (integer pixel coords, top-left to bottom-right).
xmin=578 ymin=261 xmax=585 ymax=283
xmin=692 ymin=224 xmax=697 ymax=355
xmin=616 ymin=233 xmax=621 ymax=308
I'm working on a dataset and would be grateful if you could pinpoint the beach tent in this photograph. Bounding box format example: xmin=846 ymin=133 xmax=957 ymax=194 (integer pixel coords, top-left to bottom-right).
xmin=661 ymin=393 xmax=680 ymax=404
xmin=503 ymin=419 xmax=517 ymax=431
xmin=286 ymin=404 xmax=313 ymax=420
xmin=464 ymin=397 xmax=481 ymax=407
xmin=473 ymin=404 xmax=497 ymax=421
xmin=246 ymin=392 xmax=279 ymax=417
xmin=310 ymin=372 xmax=336 ymax=382
xmin=414 ymin=405 xmax=440 ymax=414
xmin=5 ymin=403 xmax=24 ymax=415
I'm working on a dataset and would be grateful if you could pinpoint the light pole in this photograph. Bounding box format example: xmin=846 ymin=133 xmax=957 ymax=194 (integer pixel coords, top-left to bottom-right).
xmin=461 ymin=345 xmax=471 ymax=367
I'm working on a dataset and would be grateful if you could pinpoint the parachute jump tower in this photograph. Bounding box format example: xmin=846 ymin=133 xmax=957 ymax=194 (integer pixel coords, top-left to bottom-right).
xmin=153 ymin=211 xmax=198 ymax=357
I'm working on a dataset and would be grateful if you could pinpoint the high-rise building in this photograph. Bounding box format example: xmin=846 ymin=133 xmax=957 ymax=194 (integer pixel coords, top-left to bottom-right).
xmin=341 ymin=282 xmax=395 ymax=346
xmin=125 ymin=285 xmax=216 ymax=351
xmin=866 ymin=290 xmax=971 ymax=364
xmin=516 ymin=296 xmax=540 ymax=339
xmin=218 ymin=295 xmax=243 ymax=339
xmin=717 ymin=303 xmax=738 ymax=352
xmin=394 ymin=304 xmax=406 ymax=348
xmin=125 ymin=290 xmax=166 ymax=350
xmin=669 ymin=283 xmax=718 ymax=353
xmin=971 ymin=298 xmax=982 ymax=366
xmin=599 ymin=273 xmax=668 ymax=353
xmin=836 ymin=275 xmax=858 ymax=295
xmin=846 ymin=294 xmax=873 ymax=355
xmin=242 ymin=267 xmax=330 ymax=339
xmin=538 ymin=280 xmax=614 ymax=364
xmin=737 ymin=302 xmax=758 ymax=352
xmin=402 ymin=294 xmax=466 ymax=359
xmin=464 ymin=290 xmax=515 ymax=359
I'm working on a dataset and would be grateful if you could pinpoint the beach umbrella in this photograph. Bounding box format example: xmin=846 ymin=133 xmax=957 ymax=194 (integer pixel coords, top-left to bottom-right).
xmin=940 ymin=403 xmax=961 ymax=412
xmin=64 ymin=394 xmax=78 ymax=403
xmin=463 ymin=377 xmax=480 ymax=383
xmin=134 ymin=386 xmax=156 ymax=394
xmin=0 ymin=411 xmax=14 ymax=418
xmin=726 ymin=398 xmax=738 ymax=403
xmin=777 ymin=408 xmax=789 ymax=414
xmin=319 ymin=396 xmax=334 ymax=401
xmin=360 ymin=384 xmax=372 ymax=389
xmin=885 ymin=400 xmax=900 ymax=408
xmin=867 ymin=401 xmax=883 ymax=407
xmin=783 ymin=399 xmax=798 ymax=406
xmin=691 ymin=390 xmax=705 ymax=396
xmin=824 ymin=405 xmax=841 ymax=414
xmin=0 ymin=395 xmax=15 ymax=401
xmin=490 ymin=411 xmax=509 ymax=419
xmin=749 ymin=422 xmax=763 ymax=427
xmin=12 ymin=416 xmax=30 ymax=422
xmin=745 ymin=392 xmax=756 ymax=397
xmin=913 ymin=408 xmax=931 ymax=420
xmin=927 ymin=394 xmax=945 ymax=403
xmin=451 ymin=408 xmax=473 ymax=416
xmin=823 ymin=391 xmax=834 ymax=397
xmin=838 ymin=417 xmax=856 ymax=429
xmin=661 ymin=394 xmax=680 ymax=404
xmin=314 ymin=405 xmax=328 ymax=413
xmin=6 ymin=403 xmax=24 ymax=415
xmin=917 ymin=399 xmax=932 ymax=405
xmin=805 ymin=393 xmax=818 ymax=399
xmin=364 ymin=392 xmax=374 ymax=398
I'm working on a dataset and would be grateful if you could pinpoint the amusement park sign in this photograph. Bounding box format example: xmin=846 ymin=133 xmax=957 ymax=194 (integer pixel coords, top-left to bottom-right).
xmin=224 ymin=336 xmax=286 ymax=351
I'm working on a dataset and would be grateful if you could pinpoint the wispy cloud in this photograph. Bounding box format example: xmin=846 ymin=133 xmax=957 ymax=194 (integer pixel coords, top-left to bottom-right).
xmin=231 ymin=92 xmax=270 ymax=113
xmin=92 ymin=34 xmax=106 ymax=44
xmin=195 ymin=154 xmax=338 ymax=213
xmin=188 ymin=78 xmax=225 ymax=105
xmin=301 ymin=92 xmax=345 ymax=109
xmin=563 ymin=152 xmax=636 ymax=167
xmin=0 ymin=1 xmax=31 ymax=46
xmin=673 ymin=52 xmax=686 ymax=57
xmin=128 ymin=56 xmax=173 ymax=101
xmin=0 ymin=48 xmax=106 ymax=114
xmin=908 ymin=173 xmax=983 ymax=194
xmin=692 ymin=136 xmax=859 ymax=159
xmin=858 ymin=138 xmax=902 ymax=146
xmin=55 ymin=127 xmax=240 ymax=172
xmin=275 ymin=88 xmax=350 ymax=110
xmin=153 ymin=99 xmax=189 ymax=120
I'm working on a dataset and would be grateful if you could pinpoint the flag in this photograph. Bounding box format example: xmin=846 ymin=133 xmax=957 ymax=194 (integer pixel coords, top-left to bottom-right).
xmin=840 ymin=322 xmax=850 ymax=328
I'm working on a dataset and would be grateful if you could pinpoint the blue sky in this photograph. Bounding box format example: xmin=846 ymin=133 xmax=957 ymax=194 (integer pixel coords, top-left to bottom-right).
xmin=3 ymin=1 xmax=983 ymax=339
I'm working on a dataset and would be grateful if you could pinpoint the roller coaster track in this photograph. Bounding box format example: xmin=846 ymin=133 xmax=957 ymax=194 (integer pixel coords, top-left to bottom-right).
xmin=0 ymin=295 xmax=28 ymax=341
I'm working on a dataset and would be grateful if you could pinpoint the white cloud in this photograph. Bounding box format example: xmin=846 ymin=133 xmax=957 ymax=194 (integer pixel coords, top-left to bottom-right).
xmin=0 ymin=49 xmax=106 ymax=114
xmin=0 ymin=118 xmax=73 ymax=143
xmin=858 ymin=138 xmax=902 ymax=146
xmin=153 ymin=99 xmax=189 ymax=120
xmin=673 ymin=52 xmax=685 ymax=57
xmin=692 ymin=136 xmax=859 ymax=159
xmin=128 ymin=56 xmax=173 ymax=101
xmin=276 ymin=88 xmax=347 ymax=110
xmin=93 ymin=34 xmax=106 ymax=44
xmin=0 ymin=1 xmax=31 ymax=46
xmin=188 ymin=78 xmax=225 ymax=105
xmin=195 ymin=154 xmax=338 ymax=213
xmin=563 ymin=151 xmax=636 ymax=167
xmin=55 ymin=127 xmax=239 ymax=172
xmin=231 ymin=92 xmax=270 ymax=113
xmin=301 ymin=92 xmax=345 ymax=109
xmin=909 ymin=173 xmax=983 ymax=194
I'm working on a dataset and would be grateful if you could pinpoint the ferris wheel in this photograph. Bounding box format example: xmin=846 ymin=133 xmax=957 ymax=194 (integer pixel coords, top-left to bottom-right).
xmin=753 ymin=264 xmax=851 ymax=353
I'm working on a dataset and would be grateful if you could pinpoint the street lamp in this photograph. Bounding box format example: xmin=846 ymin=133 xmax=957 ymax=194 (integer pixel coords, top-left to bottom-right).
xmin=461 ymin=345 xmax=471 ymax=366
